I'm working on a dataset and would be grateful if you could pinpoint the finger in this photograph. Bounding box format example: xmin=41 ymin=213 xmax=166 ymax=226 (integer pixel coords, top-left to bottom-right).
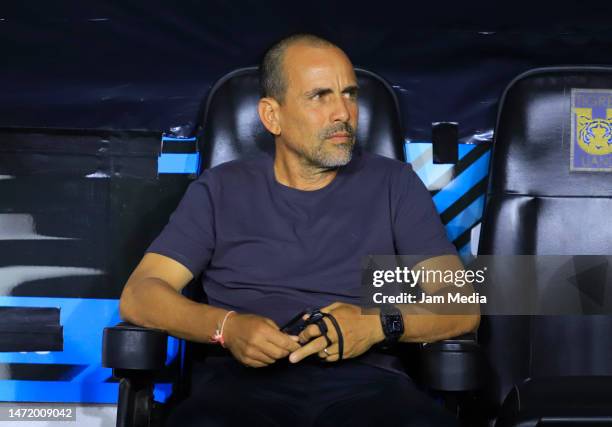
xmin=289 ymin=336 xmax=327 ymax=363
xmin=299 ymin=317 xmax=337 ymax=345
xmin=317 ymin=343 xmax=339 ymax=359
xmin=244 ymin=346 xmax=276 ymax=364
xmin=322 ymin=353 xmax=340 ymax=363
xmin=252 ymin=319 xmax=301 ymax=350
xmin=266 ymin=328 xmax=302 ymax=352
xmin=257 ymin=339 xmax=295 ymax=360
xmin=253 ymin=351 xmax=276 ymax=365
xmin=242 ymin=357 xmax=268 ymax=368
xmin=263 ymin=318 xmax=280 ymax=329
xmin=298 ymin=323 xmax=323 ymax=344
xmin=319 ymin=302 xmax=342 ymax=313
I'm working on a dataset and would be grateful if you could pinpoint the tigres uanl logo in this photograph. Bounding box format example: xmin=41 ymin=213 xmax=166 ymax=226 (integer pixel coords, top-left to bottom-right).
xmin=571 ymin=89 xmax=612 ymax=172
xmin=575 ymin=110 xmax=612 ymax=155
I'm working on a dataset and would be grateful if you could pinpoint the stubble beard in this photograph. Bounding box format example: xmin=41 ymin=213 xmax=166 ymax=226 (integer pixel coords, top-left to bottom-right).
xmin=307 ymin=137 xmax=356 ymax=168
xmin=306 ymin=122 xmax=357 ymax=168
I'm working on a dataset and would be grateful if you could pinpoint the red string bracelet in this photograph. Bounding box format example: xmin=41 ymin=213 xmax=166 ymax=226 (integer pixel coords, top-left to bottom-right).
xmin=210 ymin=310 xmax=235 ymax=348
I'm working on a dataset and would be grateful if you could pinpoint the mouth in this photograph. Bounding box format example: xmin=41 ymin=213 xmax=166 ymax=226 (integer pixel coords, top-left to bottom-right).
xmin=326 ymin=133 xmax=351 ymax=142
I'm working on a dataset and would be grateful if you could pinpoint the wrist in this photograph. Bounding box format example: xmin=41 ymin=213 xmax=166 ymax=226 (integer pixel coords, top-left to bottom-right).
xmin=378 ymin=305 xmax=405 ymax=347
xmin=210 ymin=310 xmax=236 ymax=347
xmin=368 ymin=310 xmax=386 ymax=345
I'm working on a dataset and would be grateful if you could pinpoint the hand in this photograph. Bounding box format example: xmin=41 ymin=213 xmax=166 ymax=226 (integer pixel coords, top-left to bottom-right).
xmin=288 ymin=302 xmax=384 ymax=363
xmin=223 ymin=313 xmax=301 ymax=368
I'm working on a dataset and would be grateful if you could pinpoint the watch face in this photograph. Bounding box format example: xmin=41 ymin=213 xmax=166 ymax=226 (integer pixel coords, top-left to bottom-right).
xmin=382 ymin=308 xmax=404 ymax=341
xmin=380 ymin=306 xmax=404 ymax=346
xmin=389 ymin=317 xmax=403 ymax=334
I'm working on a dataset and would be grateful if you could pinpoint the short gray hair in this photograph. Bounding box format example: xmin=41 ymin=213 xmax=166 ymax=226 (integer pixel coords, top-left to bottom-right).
xmin=260 ymin=34 xmax=338 ymax=103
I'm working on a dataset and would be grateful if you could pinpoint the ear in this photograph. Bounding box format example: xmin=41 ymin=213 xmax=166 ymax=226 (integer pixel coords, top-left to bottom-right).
xmin=258 ymin=97 xmax=281 ymax=136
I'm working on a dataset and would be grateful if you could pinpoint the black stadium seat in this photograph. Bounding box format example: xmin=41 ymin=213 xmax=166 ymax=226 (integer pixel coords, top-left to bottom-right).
xmin=478 ymin=67 xmax=612 ymax=426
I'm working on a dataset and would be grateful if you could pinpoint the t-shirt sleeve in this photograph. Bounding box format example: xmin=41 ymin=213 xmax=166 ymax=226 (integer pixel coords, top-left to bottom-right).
xmin=392 ymin=163 xmax=457 ymax=262
xmin=146 ymin=174 xmax=216 ymax=277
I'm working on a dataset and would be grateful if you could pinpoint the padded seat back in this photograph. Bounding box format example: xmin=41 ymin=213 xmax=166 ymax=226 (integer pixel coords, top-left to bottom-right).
xmin=197 ymin=66 xmax=404 ymax=168
xmin=478 ymin=67 xmax=612 ymax=407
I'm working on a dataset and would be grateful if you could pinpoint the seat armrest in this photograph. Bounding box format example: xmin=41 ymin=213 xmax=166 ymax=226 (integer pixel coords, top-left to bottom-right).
xmin=420 ymin=333 xmax=484 ymax=391
xmin=102 ymin=323 xmax=169 ymax=427
xmin=102 ymin=322 xmax=168 ymax=371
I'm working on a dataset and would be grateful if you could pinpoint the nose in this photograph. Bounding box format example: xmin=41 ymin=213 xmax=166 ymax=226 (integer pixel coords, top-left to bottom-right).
xmin=330 ymin=95 xmax=351 ymax=123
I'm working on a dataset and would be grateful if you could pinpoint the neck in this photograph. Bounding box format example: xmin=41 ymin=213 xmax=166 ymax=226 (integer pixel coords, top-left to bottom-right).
xmin=273 ymin=145 xmax=339 ymax=191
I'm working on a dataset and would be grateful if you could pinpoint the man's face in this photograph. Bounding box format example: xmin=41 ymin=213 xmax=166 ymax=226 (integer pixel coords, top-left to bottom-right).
xmin=276 ymin=44 xmax=359 ymax=168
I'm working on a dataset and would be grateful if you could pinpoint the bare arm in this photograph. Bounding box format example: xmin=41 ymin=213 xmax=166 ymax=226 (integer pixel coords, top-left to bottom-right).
xmin=119 ymin=252 xmax=228 ymax=343
xmin=289 ymin=254 xmax=480 ymax=363
xmin=119 ymin=252 xmax=301 ymax=367
xmin=395 ymin=254 xmax=481 ymax=343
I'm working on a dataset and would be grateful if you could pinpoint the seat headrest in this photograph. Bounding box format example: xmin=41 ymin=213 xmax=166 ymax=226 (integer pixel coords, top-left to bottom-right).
xmin=491 ymin=67 xmax=612 ymax=197
xmin=198 ymin=67 xmax=404 ymax=170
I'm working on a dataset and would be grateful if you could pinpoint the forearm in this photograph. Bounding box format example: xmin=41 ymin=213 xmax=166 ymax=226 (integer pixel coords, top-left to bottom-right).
xmin=397 ymin=312 xmax=480 ymax=343
xmin=119 ymin=277 xmax=229 ymax=343
xmin=396 ymin=254 xmax=480 ymax=343
xmin=397 ymin=283 xmax=481 ymax=342
xmin=366 ymin=307 xmax=479 ymax=346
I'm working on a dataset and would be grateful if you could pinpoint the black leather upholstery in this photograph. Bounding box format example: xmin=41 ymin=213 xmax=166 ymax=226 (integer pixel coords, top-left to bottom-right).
xmin=103 ymin=323 xmax=167 ymax=371
xmin=420 ymin=333 xmax=484 ymax=391
xmin=478 ymin=67 xmax=612 ymax=423
xmin=488 ymin=68 xmax=612 ymax=198
xmin=496 ymin=377 xmax=612 ymax=427
xmin=197 ymin=67 xmax=404 ymax=169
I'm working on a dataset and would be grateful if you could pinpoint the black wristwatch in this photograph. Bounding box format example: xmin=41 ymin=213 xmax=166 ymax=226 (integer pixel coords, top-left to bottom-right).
xmin=379 ymin=305 xmax=404 ymax=347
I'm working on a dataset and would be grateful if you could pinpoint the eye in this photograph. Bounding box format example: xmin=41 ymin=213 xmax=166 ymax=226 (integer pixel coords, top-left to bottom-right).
xmin=344 ymin=89 xmax=359 ymax=100
xmin=307 ymin=88 xmax=333 ymax=101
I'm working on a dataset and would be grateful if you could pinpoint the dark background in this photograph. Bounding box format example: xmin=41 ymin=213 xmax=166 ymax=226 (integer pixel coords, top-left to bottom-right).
xmin=2 ymin=0 xmax=612 ymax=141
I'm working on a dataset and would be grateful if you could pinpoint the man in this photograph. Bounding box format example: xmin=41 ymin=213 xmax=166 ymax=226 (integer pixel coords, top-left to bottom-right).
xmin=120 ymin=34 xmax=479 ymax=426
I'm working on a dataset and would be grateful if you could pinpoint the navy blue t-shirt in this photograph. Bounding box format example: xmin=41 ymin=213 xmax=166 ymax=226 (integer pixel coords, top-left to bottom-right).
xmin=147 ymin=148 xmax=456 ymax=325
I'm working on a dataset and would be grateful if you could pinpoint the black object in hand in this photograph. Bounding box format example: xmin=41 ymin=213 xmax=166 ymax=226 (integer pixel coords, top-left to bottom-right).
xmin=281 ymin=308 xmax=325 ymax=336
